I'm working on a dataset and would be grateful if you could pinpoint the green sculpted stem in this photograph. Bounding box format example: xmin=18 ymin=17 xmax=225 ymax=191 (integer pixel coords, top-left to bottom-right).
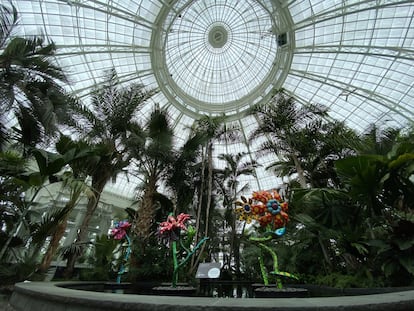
xmin=171 ymin=237 xmax=209 ymax=287
xmin=172 ymin=240 xmax=179 ymax=287
xmin=258 ymin=242 xmax=282 ymax=289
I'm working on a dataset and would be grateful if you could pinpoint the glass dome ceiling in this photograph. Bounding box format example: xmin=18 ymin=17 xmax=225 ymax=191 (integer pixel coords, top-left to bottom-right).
xmin=11 ymin=0 xmax=414 ymax=198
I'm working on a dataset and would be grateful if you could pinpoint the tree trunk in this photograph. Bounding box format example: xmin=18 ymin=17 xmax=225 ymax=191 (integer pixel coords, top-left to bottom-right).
xmin=230 ymin=180 xmax=241 ymax=277
xmin=233 ymin=218 xmax=242 ymax=277
xmin=63 ymin=177 xmax=107 ymax=278
xmin=291 ymin=153 xmax=307 ymax=188
xmin=129 ymin=173 xmax=157 ymax=272
xmin=134 ymin=176 xmax=157 ymax=241
xmin=38 ymin=215 xmax=68 ymax=274
xmin=189 ymin=147 xmax=207 ymax=274
xmin=191 ymin=143 xmax=213 ymax=273
xmin=39 ymin=185 xmax=84 ymax=274
xmin=204 ymin=143 xmax=213 ymax=242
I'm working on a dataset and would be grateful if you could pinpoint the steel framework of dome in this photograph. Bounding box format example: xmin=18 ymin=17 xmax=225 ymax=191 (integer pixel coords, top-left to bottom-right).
xmin=12 ymin=0 xmax=414 ymax=198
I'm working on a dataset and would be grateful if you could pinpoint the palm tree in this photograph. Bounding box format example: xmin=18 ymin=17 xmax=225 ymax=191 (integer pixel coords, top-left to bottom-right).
xmin=266 ymin=120 xmax=359 ymax=189
xmin=356 ymin=124 xmax=400 ymax=155
xmin=0 ymin=147 xmax=68 ymax=261
xmin=166 ymin=129 xmax=206 ymax=212
xmin=0 ymin=4 xmax=79 ymax=267
xmin=215 ymin=152 xmax=258 ymax=276
xmin=248 ymin=90 xmax=329 ymax=188
xmin=129 ymin=106 xmax=175 ymax=242
xmin=288 ymin=125 xmax=414 ymax=286
xmin=62 ymin=69 xmax=155 ymax=278
xmin=0 ymin=2 xmax=76 ymax=150
xmin=36 ymin=136 xmax=96 ymax=274
xmin=185 ymin=115 xmax=240 ymax=273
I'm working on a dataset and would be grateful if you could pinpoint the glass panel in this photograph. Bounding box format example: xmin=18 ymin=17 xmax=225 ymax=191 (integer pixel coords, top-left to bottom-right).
xmin=10 ymin=0 xmax=414 ymax=198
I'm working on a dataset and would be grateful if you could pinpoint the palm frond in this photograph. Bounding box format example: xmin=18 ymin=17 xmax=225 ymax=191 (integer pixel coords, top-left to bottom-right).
xmin=30 ymin=205 xmax=70 ymax=245
xmin=60 ymin=241 xmax=93 ymax=259
xmin=14 ymin=105 xmax=43 ymax=148
xmin=0 ymin=1 xmax=18 ymax=48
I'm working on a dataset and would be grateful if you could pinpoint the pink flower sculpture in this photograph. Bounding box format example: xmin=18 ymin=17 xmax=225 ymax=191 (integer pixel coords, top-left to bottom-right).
xmin=159 ymin=213 xmax=190 ymax=234
xmin=110 ymin=220 xmax=131 ymax=240
xmin=158 ymin=213 xmax=190 ymax=246
xmin=157 ymin=213 xmax=208 ymax=287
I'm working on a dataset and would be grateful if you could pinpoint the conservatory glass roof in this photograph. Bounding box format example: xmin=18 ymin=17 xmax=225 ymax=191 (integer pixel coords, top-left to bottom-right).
xmin=12 ymin=0 xmax=414 ymax=199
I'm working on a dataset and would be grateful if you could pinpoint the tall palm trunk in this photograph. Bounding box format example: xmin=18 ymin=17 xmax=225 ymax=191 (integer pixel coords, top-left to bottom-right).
xmin=291 ymin=153 xmax=307 ymax=188
xmin=204 ymin=143 xmax=213 ymax=244
xmin=130 ymin=166 xmax=159 ymax=273
xmin=39 ymin=185 xmax=84 ymax=274
xmin=134 ymin=174 xmax=157 ymax=241
xmin=191 ymin=142 xmax=213 ymax=273
xmin=38 ymin=214 xmax=69 ymax=274
xmin=227 ymin=211 xmax=241 ymax=276
xmin=64 ymin=176 xmax=107 ymax=278
xmin=189 ymin=147 xmax=207 ymax=274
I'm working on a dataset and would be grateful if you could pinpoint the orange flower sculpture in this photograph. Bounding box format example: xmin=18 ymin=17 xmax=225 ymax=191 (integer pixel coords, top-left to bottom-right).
xmin=235 ymin=190 xmax=289 ymax=236
xmin=234 ymin=190 xmax=297 ymax=287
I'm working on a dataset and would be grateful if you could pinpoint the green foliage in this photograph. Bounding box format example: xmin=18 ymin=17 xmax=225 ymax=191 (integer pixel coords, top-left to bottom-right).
xmin=0 ymin=256 xmax=37 ymax=285
xmin=367 ymin=216 xmax=414 ymax=286
xmin=307 ymin=272 xmax=383 ymax=289
xmin=128 ymin=236 xmax=173 ymax=282
xmin=240 ymin=243 xmax=262 ymax=281
xmin=79 ymin=235 xmax=118 ymax=281
xmin=0 ymin=3 xmax=77 ymax=148
xmin=285 ymin=125 xmax=414 ymax=287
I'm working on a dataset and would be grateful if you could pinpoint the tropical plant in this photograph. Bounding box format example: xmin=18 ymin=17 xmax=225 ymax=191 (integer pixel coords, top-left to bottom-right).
xmin=186 ymin=115 xmax=240 ymax=273
xmin=248 ymin=90 xmax=328 ymax=188
xmin=79 ymin=234 xmax=118 ymax=281
xmin=290 ymin=188 xmax=361 ymax=276
xmin=248 ymin=90 xmax=333 ymax=188
xmin=62 ymin=69 xmax=155 ymax=278
xmin=0 ymin=148 xmax=69 ymax=261
xmin=166 ymin=128 xmax=206 ymax=213
xmin=334 ymin=127 xmax=414 ymax=285
xmin=130 ymin=107 xmax=175 ymax=243
xmin=0 ymin=3 xmax=81 ymax=280
xmin=29 ymin=135 xmax=98 ymax=275
xmin=0 ymin=2 xmax=77 ymax=150
xmin=0 ymin=150 xmax=30 ymax=261
xmin=214 ymin=152 xmax=258 ymax=276
xmin=287 ymin=125 xmax=414 ymax=287
xmin=37 ymin=173 xmax=92 ymax=275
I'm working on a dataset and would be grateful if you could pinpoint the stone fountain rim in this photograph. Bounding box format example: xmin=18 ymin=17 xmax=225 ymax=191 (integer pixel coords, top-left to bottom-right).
xmin=10 ymin=281 xmax=414 ymax=311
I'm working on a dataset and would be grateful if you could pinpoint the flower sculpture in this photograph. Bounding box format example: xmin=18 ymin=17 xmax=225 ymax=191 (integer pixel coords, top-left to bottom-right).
xmin=157 ymin=213 xmax=208 ymax=288
xmin=110 ymin=220 xmax=132 ymax=283
xmin=158 ymin=213 xmax=190 ymax=246
xmin=235 ymin=190 xmax=297 ymax=288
